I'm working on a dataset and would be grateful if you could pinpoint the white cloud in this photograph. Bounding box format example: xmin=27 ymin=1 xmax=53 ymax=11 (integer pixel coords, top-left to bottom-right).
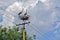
xmin=39 ymin=0 xmax=47 ymax=2
xmin=21 ymin=0 xmax=38 ymax=10
xmin=6 ymin=0 xmax=51 ymax=12
xmin=39 ymin=20 xmax=46 ymax=25
xmin=39 ymin=0 xmax=52 ymax=9
xmin=54 ymin=23 xmax=60 ymax=29
xmin=6 ymin=2 xmax=23 ymax=12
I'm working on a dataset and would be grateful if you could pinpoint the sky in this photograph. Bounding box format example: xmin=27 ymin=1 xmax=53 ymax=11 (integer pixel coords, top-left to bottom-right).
xmin=0 ymin=0 xmax=60 ymax=40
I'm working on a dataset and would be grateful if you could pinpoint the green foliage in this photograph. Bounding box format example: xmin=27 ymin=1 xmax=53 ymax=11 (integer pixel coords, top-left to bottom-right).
xmin=0 ymin=26 xmax=33 ymax=40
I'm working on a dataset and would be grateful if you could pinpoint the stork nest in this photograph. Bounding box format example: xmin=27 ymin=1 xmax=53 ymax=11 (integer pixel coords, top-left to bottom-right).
xmin=19 ymin=15 xmax=29 ymax=20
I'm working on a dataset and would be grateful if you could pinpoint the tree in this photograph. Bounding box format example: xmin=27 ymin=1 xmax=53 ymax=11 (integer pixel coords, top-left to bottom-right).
xmin=0 ymin=26 xmax=33 ymax=40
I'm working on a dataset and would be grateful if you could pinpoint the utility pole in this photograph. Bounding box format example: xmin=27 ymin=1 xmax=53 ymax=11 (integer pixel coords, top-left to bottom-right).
xmin=16 ymin=9 xmax=30 ymax=40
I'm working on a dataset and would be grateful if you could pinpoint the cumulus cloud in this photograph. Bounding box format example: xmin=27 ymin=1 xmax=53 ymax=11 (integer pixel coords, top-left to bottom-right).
xmin=6 ymin=0 xmax=51 ymax=12
xmin=6 ymin=2 xmax=23 ymax=12
xmin=6 ymin=0 xmax=39 ymax=14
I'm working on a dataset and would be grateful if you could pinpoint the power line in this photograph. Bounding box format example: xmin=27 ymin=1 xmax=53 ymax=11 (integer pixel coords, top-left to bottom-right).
xmin=29 ymin=24 xmax=50 ymax=40
xmin=26 ymin=27 xmax=41 ymax=40
xmin=2 ymin=12 xmax=50 ymax=40
xmin=2 ymin=15 xmax=16 ymax=26
xmin=26 ymin=24 xmax=49 ymax=40
xmin=2 ymin=11 xmax=21 ymax=25
xmin=1 ymin=10 xmax=50 ymax=40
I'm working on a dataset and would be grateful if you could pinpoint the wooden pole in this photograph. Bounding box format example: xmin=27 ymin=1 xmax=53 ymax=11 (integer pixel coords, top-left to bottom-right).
xmin=22 ymin=25 xmax=26 ymax=40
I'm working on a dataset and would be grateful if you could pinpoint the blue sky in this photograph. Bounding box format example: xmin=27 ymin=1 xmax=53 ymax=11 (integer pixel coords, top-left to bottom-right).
xmin=0 ymin=15 xmax=3 ymax=22
xmin=0 ymin=0 xmax=60 ymax=40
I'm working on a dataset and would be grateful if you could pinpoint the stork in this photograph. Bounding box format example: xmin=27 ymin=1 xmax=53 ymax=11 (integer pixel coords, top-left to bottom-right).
xmin=18 ymin=9 xmax=29 ymax=21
